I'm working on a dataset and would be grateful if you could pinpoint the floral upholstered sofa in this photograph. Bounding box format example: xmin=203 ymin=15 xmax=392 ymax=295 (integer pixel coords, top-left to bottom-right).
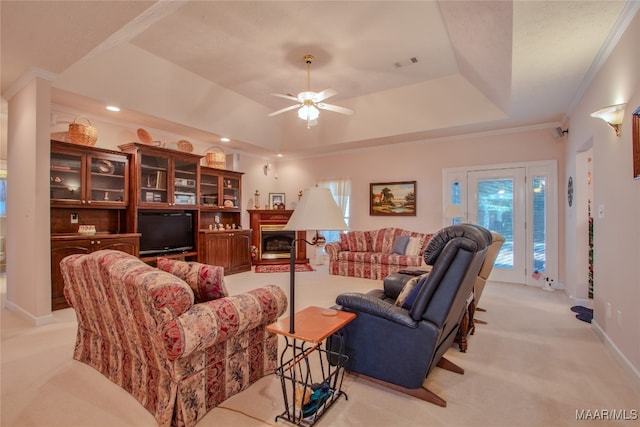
xmin=325 ymin=228 xmax=433 ymax=279
xmin=61 ymin=250 xmax=287 ymax=427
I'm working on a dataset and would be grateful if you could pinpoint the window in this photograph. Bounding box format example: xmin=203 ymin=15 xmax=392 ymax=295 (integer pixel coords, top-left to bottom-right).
xmin=0 ymin=171 xmax=5 ymax=217
xmin=317 ymin=178 xmax=351 ymax=243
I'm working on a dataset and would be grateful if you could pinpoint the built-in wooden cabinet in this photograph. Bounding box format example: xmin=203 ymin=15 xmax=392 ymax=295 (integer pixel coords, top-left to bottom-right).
xmin=118 ymin=142 xmax=202 ymax=209
xmin=51 ymin=140 xmax=129 ymax=208
xmin=198 ymin=230 xmax=251 ymax=274
xmin=50 ymin=233 xmax=140 ymax=310
xmin=199 ymin=167 xmax=243 ymax=229
xmin=49 ymin=141 xmax=251 ymax=311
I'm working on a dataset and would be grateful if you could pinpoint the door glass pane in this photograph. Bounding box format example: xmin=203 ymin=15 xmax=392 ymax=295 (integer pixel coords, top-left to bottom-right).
xmin=89 ymin=157 xmax=127 ymax=202
xmin=140 ymin=154 xmax=168 ymax=203
xmin=450 ymin=181 xmax=462 ymax=225
xmin=174 ymin=159 xmax=197 ymax=205
xmin=476 ymin=178 xmax=513 ymax=269
xmin=532 ymin=176 xmax=546 ymax=273
xmin=51 ymin=152 xmax=82 ymax=201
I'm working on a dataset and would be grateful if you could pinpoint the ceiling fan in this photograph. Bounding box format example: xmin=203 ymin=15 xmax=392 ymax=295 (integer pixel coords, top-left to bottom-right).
xmin=268 ymin=54 xmax=354 ymax=128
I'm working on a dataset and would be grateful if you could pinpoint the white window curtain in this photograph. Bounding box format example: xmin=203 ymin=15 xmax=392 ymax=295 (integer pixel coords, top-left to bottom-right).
xmin=317 ymin=178 xmax=351 ymax=242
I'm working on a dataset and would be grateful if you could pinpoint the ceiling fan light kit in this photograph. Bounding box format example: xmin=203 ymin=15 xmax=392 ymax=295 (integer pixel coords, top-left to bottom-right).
xmin=269 ymin=54 xmax=353 ymax=128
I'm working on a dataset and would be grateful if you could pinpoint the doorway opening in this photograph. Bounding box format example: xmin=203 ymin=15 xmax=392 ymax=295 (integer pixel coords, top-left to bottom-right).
xmin=443 ymin=161 xmax=558 ymax=285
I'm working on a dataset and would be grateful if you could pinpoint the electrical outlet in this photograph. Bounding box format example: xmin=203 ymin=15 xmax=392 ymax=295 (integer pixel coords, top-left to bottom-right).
xmin=598 ymin=204 xmax=605 ymax=219
xmin=71 ymin=213 xmax=78 ymax=224
xmin=616 ymin=310 xmax=622 ymax=328
xmin=606 ymin=302 xmax=612 ymax=319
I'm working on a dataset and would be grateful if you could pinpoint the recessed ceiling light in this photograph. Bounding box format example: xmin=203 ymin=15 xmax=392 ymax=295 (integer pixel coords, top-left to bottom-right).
xmin=220 ymin=137 xmax=230 ymax=142
xmin=277 ymin=154 xmax=283 ymax=157
xmin=106 ymin=106 xmax=120 ymax=112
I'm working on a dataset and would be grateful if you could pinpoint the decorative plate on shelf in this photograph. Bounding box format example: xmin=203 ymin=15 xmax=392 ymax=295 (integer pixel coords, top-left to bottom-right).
xmin=97 ymin=159 xmax=115 ymax=174
xmin=137 ymin=128 xmax=153 ymax=145
xmin=177 ymin=140 xmax=193 ymax=153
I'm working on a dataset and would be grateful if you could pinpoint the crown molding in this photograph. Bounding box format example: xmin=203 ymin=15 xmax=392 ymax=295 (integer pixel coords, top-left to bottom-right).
xmin=565 ymin=1 xmax=640 ymax=117
xmin=3 ymin=67 xmax=58 ymax=101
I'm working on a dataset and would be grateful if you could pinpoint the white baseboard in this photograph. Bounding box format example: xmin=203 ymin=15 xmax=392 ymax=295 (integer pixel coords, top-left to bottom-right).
xmin=591 ymin=320 xmax=640 ymax=392
xmin=4 ymin=299 xmax=54 ymax=326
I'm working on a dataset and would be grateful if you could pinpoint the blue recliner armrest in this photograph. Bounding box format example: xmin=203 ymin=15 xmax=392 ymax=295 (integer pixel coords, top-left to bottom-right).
xmin=336 ymin=292 xmax=418 ymax=328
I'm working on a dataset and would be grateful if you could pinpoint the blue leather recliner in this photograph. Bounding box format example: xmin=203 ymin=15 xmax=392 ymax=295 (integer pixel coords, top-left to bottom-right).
xmin=333 ymin=224 xmax=491 ymax=407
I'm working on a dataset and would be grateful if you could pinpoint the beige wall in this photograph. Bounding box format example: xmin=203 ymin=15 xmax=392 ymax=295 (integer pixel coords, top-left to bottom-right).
xmin=564 ymin=12 xmax=640 ymax=377
xmin=5 ymin=7 xmax=637 ymax=386
xmin=274 ymin=127 xmax=565 ymax=260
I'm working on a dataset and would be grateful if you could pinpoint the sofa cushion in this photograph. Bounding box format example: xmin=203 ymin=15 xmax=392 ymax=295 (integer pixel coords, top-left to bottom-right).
xmin=377 ymin=253 xmax=422 ymax=267
xmin=339 ymin=233 xmax=349 ymax=250
xmin=157 ymin=258 xmax=228 ymax=302
xmin=370 ymin=228 xmax=400 ymax=253
xmin=391 ymin=235 xmax=410 ymax=254
xmin=337 ymin=251 xmax=378 ymax=263
xmin=347 ymin=231 xmax=372 ymax=252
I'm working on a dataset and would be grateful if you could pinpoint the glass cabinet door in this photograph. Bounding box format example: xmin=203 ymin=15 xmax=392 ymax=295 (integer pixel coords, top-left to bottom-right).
xmin=140 ymin=153 xmax=169 ymax=204
xmin=88 ymin=155 xmax=127 ymax=204
xmin=174 ymin=159 xmax=198 ymax=206
xmin=50 ymin=152 xmax=83 ymax=203
xmin=200 ymin=172 xmax=220 ymax=206
xmin=222 ymin=175 xmax=240 ymax=208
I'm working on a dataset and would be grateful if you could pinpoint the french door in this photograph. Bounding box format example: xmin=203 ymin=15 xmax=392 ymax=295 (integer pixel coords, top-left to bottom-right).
xmin=468 ymin=168 xmax=526 ymax=283
xmin=444 ymin=162 xmax=557 ymax=286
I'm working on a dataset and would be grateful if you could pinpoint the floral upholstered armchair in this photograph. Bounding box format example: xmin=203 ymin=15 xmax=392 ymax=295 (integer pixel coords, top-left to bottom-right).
xmin=61 ymin=250 xmax=287 ymax=427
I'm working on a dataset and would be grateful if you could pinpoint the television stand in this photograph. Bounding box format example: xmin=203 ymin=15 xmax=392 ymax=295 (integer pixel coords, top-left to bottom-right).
xmin=140 ymin=250 xmax=198 ymax=265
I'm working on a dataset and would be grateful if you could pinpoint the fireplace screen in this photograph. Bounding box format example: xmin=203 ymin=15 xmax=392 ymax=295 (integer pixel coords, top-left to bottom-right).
xmin=260 ymin=225 xmax=295 ymax=259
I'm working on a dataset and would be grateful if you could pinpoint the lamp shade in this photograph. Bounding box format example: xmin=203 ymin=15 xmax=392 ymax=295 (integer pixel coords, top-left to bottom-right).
xmin=445 ymin=204 xmax=464 ymax=218
xmin=284 ymin=187 xmax=349 ymax=231
xmin=590 ymin=103 xmax=626 ymax=136
xmin=590 ymin=103 xmax=626 ymax=125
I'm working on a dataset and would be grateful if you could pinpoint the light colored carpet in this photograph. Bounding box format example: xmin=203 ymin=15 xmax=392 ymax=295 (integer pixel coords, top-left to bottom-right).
xmin=1 ymin=266 xmax=638 ymax=426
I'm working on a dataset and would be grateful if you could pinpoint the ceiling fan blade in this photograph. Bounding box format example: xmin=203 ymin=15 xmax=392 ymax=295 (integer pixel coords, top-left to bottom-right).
xmin=270 ymin=93 xmax=299 ymax=102
xmin=267 ymin=104 xmax=301 ymax=117
xmin=317 ymin=103 xmax=354 ymax=115
xmin=316 ymin=89 xmax=337 ymax=102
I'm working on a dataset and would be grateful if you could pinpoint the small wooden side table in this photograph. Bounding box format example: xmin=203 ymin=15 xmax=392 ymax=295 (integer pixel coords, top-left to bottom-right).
xmin=267 ymin=306 xmax=356 ymax=426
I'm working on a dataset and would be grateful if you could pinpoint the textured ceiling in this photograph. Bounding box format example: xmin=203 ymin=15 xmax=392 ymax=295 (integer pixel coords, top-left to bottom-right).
xmin=0 ymin=1 xmax=632 ymax=158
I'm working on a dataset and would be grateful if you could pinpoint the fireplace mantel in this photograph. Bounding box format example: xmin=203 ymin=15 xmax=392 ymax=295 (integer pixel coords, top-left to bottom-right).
xmin=248 ymin=210 xmax=308 ymax=265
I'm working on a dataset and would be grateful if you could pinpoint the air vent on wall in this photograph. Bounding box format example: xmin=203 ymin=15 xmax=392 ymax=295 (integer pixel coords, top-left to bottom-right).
xmin=393 ymin=57 xmax=419 ymax=69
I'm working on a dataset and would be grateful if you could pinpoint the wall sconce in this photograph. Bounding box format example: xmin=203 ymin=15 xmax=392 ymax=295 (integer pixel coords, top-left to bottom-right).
xmin=263 ymin=163 xmax=272 ymax=175
xmin=590 ymin=103 xmax=626 ymax=136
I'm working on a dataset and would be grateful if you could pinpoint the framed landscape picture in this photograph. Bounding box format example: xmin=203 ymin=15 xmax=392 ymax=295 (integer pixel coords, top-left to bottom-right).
xmin=370 ymin=181 xmax=416 ymax=216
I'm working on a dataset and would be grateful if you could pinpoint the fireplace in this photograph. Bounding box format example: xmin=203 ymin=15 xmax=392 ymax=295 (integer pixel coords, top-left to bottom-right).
xmin=248 ymin=210 xmax=308 ymax=265
xmin=260 ymin=225 xmax=294 ymax=259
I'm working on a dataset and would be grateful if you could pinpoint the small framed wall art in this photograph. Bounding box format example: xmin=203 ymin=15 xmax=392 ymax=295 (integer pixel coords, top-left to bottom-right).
xmin=269 ymin=192 xmax=286 ymax=209
xmin=370 ymin=181 xmax=416 ymax=216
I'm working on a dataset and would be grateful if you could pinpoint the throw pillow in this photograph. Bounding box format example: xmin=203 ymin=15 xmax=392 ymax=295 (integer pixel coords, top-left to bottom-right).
xmin=391 ymin=235 xmax=410 ymax=255
xmin=404 ymin=236 xmax=421 ymax=256
xmin=401 ymin=275 xmax=428 ymax=310
xmin=395 ymin=273 xmax=429 ymax=308
xmin=157 ymin=258 xmax=228 ymax=302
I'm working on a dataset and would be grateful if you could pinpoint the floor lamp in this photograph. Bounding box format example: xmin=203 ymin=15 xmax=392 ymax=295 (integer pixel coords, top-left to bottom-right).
xmin=283 ymin=187 xmax=349 ymax=333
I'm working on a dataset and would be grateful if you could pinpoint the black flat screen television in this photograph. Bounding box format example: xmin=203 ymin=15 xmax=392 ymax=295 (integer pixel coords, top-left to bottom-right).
xmin=137 ymin=211 xmax=194 ymax=256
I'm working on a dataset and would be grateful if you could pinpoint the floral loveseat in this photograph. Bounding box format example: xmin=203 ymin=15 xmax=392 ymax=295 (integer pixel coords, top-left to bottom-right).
xmin=325 ymin=228 xmax=433 ymax=279
xmin=61 ymin=250 xmax=287 ymax=427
